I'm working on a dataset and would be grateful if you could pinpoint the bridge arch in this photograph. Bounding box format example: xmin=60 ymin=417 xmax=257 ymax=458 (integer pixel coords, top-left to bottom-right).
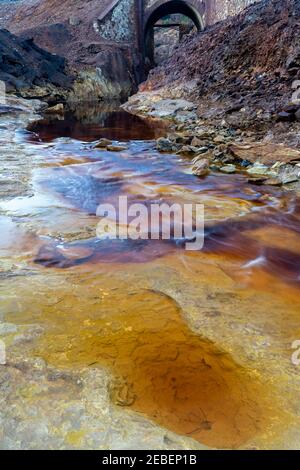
xmin=144 ymin=0 xmax=204 ymax=70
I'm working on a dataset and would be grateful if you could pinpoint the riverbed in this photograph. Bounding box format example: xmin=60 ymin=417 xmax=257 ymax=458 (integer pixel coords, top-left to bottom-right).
xmin=0 ymin=101 xmax=300 ymax=449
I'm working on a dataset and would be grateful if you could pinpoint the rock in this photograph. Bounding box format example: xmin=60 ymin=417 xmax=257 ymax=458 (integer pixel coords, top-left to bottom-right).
xmin=175 ymin=110 xmax=198 ymax=123
xmin=221 ymin=155 xmax=236 ymax=164
xmin=220 ymin=164 xmax=236 ymax=174
xmin=213 ymin=135 xmax=226 ymax=144
xmin=213 ymin=149 xmax=224 ymax=159
xmin=183 ymin=145 xmax=210 ymax=156
xmin=57 ymin=245 xmax=93 ymax=260
xmin=248 ymin=177 xmax=268 ymax=185
xmin=94 ymin=138 xmax=113 ymax=148
xmin=121 ymin=0 xmax=300 ymax=146
xmin=192 ymin=158 xmax=210 ymax=177
xmin=106 ymin=145 xmax=128 ymax=152
xmin=287 ymin=52 xmax=300 ymax=73
xmin=148 ymin=99 xmax=196 ymax=119
xmin=195 ymin=129 xmax=213 ymax=139
xmin=281 ymin=175 xmax=299 ymax=185
xmin=191 ymin=137 xmax=204 ymax=147
xmin=282 ymin=103 xmax=300 ymax=114
xmin=295 ymin=109 xmax=300 ymax=121
xmin=45 ymin=103 xmax=64 ymax=114
xmin=196 ymin=146 xmax=210 ymax=154
xmin=69 ymin=17 xmax=81 ymax=26
xmin=276 ymin=111 xmax=294 ymax=122
xmin=179 ymin=145 xmax=199 ymax=154
xmin=209 ymin=164 xmax=219 ymax=172
xmin=271 ymin=162 xmax=283 ymax=169
xmin=69 ymin=50 xmax=135 ymax=102
xmin=241 ymin=160 xmax=251 ymax=167
xmin=247 ymin=163 xmax=270 ymax=176
xmin=109 ymin=378 xmax=136 ymax=407
xmin=156 ymin=137 xmax=173 ymax=152
xmin=229 ymin=143 xmax=300 ymax=166
xmin=264 ymin=178 xmax=282 ymax=186
xmin=168 ymin=133 xmax=191 ymax=145
xmin=0 ymin=322 xmax=18 ymax=335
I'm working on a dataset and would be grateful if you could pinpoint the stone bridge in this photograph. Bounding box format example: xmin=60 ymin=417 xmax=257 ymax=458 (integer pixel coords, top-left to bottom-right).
xmin=7 ymin=0 xmax=258 ymax=96
xmin=95 ymin=0 xmax=257 ymax=79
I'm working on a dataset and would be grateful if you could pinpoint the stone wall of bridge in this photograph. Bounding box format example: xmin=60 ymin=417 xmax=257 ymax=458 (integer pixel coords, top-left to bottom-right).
xmin=144 ymin=0 xmax=258 ymax=27
xmin=92 ymin=0 xmax=259 ymax=47
xmin=5 ymin=0 xmax=260 ymax=98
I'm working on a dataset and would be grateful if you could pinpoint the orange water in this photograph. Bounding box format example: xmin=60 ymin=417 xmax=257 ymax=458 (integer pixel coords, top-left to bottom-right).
xmin=1 ymin=104 xmax=300 ymax=448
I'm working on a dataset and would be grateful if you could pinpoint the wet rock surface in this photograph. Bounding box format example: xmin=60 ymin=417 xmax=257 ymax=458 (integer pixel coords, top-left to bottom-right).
xmin=0 ymin=356 xmax=207 ymax=450
xmin=0 ymin=95 xmax=45 ymax=199
xmin=1 ymin=98 xmax=300 ymax=449
xmin=124 ymin=93 xmax=300 ymax=189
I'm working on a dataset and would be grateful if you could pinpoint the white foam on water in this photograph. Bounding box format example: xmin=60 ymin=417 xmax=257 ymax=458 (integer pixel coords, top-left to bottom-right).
xmin=243 ymin=255 xmax=266 ymax=269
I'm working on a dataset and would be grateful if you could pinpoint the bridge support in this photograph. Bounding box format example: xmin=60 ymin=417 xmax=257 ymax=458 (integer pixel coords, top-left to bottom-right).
xmin=141 ymin=0 xmax=204 ymax=80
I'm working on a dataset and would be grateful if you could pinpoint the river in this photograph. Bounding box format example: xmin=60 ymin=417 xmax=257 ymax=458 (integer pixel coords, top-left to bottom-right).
xmin=0 ymin=103 xmax=300 ymax=449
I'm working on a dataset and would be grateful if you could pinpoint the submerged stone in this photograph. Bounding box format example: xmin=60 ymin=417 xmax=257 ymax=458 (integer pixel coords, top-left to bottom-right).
xmin=192 ymin=158 xmax=210 ymax=176
xmin=220 ymin=164 xmax=236 ymax=174
xmin=45 ymin=103 xmax=64 ymax=114
xmin=106 ymin=144 xmax=128 ymax=152
xmin=94 ymin=138 xmax=112 ymax=148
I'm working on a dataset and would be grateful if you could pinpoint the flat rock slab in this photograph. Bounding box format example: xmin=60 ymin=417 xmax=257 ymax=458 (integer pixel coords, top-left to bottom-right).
xmin=124 ymin=93 xmax=197 ymax=121
xmin=229 ymin=143 xmax=300 ymax=166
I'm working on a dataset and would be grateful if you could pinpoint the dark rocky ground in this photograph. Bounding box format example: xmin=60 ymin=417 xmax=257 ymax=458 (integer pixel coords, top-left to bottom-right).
xmin=0 ymin=1 xmax=136 ymax=101
xmin=0 ymin=28 xmax=73 ymax=101
xmin=6 ymin=0 xmax=112 ymax=59
xmin=124 ymin=0 xmax=300 ymax=188
xmin=141 ymin=0 xmax=300 ymax=132
xmin=5 ymin=0 xmax=136 ymax=100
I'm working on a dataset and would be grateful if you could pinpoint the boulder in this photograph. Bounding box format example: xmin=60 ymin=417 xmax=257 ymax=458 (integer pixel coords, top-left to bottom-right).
xmin=94 ymin=138 xmax=113 ymax=149
xmin=229 ymin=143 xmax=300 ymax=166
xmin=156 ymin=137 xmax=173 ymax=152
xmin=247 ymin=163 xmax=270 ymax=176
xmin=220 ymin=164 xmax=236 ymax=174
xmin=192 ymin=158 xmax=210 ymax=177
xmin=106 ymin=145 xmax=128 ymax=152
xmin=45 ymin=103 xmax=64 ymax=114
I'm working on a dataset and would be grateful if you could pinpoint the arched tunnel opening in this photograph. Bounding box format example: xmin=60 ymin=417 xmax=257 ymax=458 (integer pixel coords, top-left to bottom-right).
xmin=144 ymin=0 xmax=203 ymax=74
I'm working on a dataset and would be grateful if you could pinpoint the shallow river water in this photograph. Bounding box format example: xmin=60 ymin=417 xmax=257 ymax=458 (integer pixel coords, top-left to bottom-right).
xmin=1 ymin=104 xmax=300 ymax=449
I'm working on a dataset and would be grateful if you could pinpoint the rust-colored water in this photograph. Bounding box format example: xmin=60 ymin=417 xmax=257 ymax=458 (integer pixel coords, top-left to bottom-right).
xmin=1 ymin=104 xmax=300 ymax=449
xmin=6 ymin=285 xmax=272 ymax=448
xmin=29 ymin=103 xmax=166 ymax=142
